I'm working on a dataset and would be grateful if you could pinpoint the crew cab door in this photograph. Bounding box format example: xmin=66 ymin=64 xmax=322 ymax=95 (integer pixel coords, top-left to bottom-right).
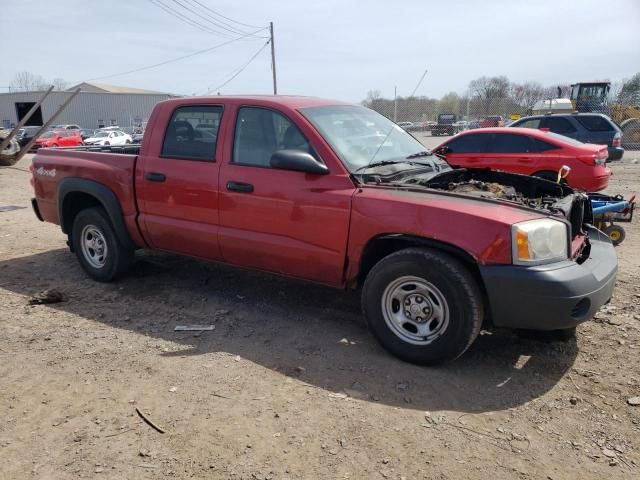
xmin=217 ymin=105 xmax=355 ymax=286
xmin=136 ymin=104 xmax=225 ymax=259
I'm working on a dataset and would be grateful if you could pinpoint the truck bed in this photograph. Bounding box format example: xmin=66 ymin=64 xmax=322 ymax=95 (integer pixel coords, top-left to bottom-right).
xmin=51 ymin=144 xmax=142 ymax=155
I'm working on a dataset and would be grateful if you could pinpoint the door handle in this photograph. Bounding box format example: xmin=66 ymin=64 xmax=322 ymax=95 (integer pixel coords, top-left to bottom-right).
xmin=145 ymin=172 xmax=166 ymax=182
xmin=226 ymin=181 xmax=254 ymax=193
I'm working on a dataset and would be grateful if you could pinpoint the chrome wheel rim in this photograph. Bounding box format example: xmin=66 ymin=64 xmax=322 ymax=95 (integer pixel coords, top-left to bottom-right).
xmin=381 ymin=276 xmax=449 ymax=345
xmin=80 ymin=224 xmax=108 ymax=269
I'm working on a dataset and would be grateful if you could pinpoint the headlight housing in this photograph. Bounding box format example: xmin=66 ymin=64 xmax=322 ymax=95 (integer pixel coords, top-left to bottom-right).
xmin=512 ymin=218 xmax=568 ymax=265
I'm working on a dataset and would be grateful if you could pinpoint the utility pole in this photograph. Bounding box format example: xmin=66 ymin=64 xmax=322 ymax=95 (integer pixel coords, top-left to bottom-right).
xmin=269 ymin=22 xmax=277 ymax=95
xmin=393 ymin=86 xmax=398 ymax=122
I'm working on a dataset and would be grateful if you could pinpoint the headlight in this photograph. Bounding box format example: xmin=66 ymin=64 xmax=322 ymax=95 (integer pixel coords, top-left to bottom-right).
xmin=512 ymin=219 xmax=568 ymax=265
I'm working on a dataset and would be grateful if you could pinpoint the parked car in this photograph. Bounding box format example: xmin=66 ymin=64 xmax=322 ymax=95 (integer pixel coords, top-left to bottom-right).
xmin=31 ymin=129 xmax=83 ymax=151
xmin=16 ymin=126 xmax=41 ymax=147
xmin=131 ymin=132 xmax=145 ymax=144
xmin=509 ymin=113 xmax=624 ymax=161
xmin=80 ymin=129 xmax=95 ymax=140
xmin=30 ymin=96 xmax=617 ymax=365
xmin=479 ymin=116 xmax=505 ymax=128
xmin=84 ymin=130 xmax=132 ymax=146
xmin=48 ymin=124 xmax=81 ymax=131
xmin=397 ymin=122 xmax=414 ymax=131
xmin=433 ymin=127 xmax=611 ymax=191
xmin=453 ymin=120 xmax=470 ymax=131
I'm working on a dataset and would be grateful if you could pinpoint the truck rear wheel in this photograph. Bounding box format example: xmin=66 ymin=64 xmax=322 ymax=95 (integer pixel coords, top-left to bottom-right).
xmin=362 ymin=248 xmax=483 ymax=365
xmin=71 ymin=207 xmax=133 ymax=282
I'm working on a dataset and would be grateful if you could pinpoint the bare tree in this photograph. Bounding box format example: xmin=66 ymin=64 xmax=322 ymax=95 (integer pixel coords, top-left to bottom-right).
xmin=509 ymin=82 xmax=546 ymax=112
xmin=437 ymin=92 xmax=461 ymax=115
xmin=469 ymin=76 xmax=510 ymax=99
xmin=51 ymin=78 xmax=69 ymax=91
xmin=618 ymin=73 xmax=640 ymax=106
xmin=10 ymin=71 xmax=49 ymax=92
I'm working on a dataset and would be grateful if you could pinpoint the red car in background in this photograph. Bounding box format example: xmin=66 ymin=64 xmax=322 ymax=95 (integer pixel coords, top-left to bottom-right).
xmin=479 ymin=115 xmax=505 ymax=128
xmin=434 ymin=127 xmax=611 ymax=191
xmin=32 ymin=130 xmax=83 ymax=151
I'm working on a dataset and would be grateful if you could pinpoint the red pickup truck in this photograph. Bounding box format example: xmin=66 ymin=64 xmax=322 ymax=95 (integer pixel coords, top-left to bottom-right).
xmin=30 ymin=96 xmax=617 ymax=365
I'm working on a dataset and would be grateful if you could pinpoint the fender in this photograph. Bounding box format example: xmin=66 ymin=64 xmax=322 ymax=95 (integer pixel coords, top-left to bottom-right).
xmin=57 ymin=177 xmax=136 ymax=250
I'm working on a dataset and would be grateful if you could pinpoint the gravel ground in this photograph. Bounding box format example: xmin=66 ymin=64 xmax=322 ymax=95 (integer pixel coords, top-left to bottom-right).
xmin=1 ymin=151 xmax=639 ymax=479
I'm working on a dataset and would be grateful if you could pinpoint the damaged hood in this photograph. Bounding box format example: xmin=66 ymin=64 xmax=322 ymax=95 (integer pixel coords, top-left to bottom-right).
xmin=363 ymin=168 xmax=592 ymax=239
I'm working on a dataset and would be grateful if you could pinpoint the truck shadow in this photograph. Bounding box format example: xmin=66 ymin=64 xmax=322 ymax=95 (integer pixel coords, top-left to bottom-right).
xmin=0 ymin=248 xmax=578 ymax=413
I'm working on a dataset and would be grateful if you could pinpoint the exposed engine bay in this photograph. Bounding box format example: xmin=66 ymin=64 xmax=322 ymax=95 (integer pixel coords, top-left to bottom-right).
xmin=397 ymin=168 xmax=593 ymax=240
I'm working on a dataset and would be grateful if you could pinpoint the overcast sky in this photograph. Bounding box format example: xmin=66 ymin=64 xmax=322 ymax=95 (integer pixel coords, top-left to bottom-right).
xmin=2 ymin=0 xmax=639 ymax=101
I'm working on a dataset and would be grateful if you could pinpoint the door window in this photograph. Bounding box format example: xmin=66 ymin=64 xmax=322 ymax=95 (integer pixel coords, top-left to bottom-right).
xmin=575 ymin=115 xmax=614 ymax=132
xmin=513 ymin=118 xmax=541 ymax=129
xmin=233 ymin=107 xmax=310 ymax=167
xmin=529 ymin=138 xmax=560 ymax=152
xmin=488 ymin=133 xmax=533 ymax=153
xmin=161 ymin=105 xmax=223 ymax=161
xmin=543 ymin=117 xmax=577 ymax=134
xmin=445 ymin=133 xmax=489 ymax=153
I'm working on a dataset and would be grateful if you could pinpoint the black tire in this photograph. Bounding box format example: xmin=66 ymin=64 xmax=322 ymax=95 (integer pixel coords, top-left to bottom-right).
xmin=71 ymin=207 xmax=133 ymax=282
xmin=362 ymin=248 xmax=483 ymax=365
xmin=602 ymin=225 xmax=625 ymax=246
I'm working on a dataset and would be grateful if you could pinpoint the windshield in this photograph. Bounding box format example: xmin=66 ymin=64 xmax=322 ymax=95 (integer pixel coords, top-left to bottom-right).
xmin=93 ymin=132 xmax=109 ymax=138
xmin=299 ymin=105 xmax=429 ymax=172
xmin=40 ymin=132 xmax=56 ymax=138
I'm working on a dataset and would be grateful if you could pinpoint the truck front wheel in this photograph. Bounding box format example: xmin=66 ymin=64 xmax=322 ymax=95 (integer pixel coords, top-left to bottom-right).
xmin=362 ymin=248 xmax=483 ymax=365
xmin=71 ymin=207 xmax=133 ymax=282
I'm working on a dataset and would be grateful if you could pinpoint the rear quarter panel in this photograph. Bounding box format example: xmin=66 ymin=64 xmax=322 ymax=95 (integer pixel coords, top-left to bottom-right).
xmin=31 ymin=149 xmax=145 ymax=246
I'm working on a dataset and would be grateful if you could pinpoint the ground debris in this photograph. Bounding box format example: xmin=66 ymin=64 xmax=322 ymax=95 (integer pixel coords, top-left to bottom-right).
xmin=28 ymin=289 xmax=66 ymax=305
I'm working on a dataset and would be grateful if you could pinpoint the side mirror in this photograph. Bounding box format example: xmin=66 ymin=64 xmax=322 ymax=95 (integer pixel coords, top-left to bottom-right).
xmin=270 ymin=150 xmax=329 ymax=175
xmin=436 ymin=145 xmax=451 ymax=155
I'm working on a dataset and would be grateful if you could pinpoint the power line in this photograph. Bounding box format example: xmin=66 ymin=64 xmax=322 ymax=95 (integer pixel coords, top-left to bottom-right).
xmin=169 ymin=0 xmax=257 ymax=37
xmin=148 ymin=0 xmax=231 ymax=37
xmin=149 ymin=0 xmax=257 ymax=39
xmin=188 ymin=0 xmax=262 ymax=29
xmin=83 ymin=30 xmax=266 ymax=82
xmin=202 ymin=40 xmax=270 ymax=95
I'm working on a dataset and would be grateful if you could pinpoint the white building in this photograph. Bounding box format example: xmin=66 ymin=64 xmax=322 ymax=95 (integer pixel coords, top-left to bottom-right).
xmin=0 ymin=82 xmax=179 ymax=130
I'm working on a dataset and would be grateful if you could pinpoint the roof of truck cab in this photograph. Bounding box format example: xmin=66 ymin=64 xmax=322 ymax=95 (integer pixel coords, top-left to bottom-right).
xmin=158 ymin=95 xmax=351 ymax=109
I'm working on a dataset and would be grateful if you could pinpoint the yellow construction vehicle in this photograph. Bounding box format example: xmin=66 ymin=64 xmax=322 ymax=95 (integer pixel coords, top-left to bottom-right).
xmin=569 ymin=81 xmax=640 ymax=149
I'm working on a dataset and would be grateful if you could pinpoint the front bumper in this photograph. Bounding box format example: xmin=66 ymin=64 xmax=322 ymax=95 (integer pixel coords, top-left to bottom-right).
xmin=479 ymin=226 xmax=617 ymax=330
xmin=607 ymin=146 xmax=624 ymax=161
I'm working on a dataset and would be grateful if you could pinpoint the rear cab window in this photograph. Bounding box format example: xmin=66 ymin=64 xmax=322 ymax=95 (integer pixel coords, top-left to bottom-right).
xmin=161 ymin=105 xmax=223 ymax=161
xmin=232 ymin=107 xmax=310 ymax=167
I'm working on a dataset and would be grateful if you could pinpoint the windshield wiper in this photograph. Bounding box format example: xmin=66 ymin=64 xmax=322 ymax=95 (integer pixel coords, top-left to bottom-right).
xmin=354 ymin=160 xmax=406 ymax=172
xmin=406 ymin=150 xmax=431 ymax=159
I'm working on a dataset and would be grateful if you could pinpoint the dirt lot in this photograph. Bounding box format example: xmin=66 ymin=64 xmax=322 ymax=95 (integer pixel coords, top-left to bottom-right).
xmin=1 ymin=151 xmax=639 ymax=479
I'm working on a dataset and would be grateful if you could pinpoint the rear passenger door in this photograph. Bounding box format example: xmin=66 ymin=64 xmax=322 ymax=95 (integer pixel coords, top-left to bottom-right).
xmin=540 ymin=117 xmax=578 ymax=141
xmin=137 ymin=104 xmax=225 ymax=259
xmin=484 ymin=133 xmax=539 ymax=175
xmin=217 ymin=105 xmax=355 ymax=286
